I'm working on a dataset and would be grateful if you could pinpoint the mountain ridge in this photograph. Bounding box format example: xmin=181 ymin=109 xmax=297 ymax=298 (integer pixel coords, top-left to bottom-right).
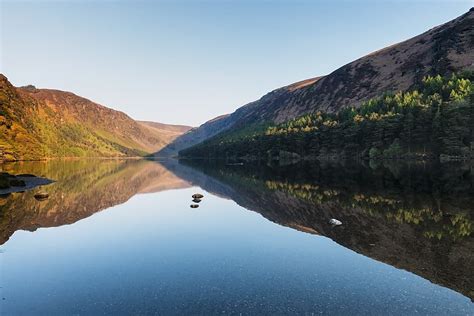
xmin=0 ymin=74 xmax=192 ymax=161
xmin=164 ymin=8 xmax=474 ymax=156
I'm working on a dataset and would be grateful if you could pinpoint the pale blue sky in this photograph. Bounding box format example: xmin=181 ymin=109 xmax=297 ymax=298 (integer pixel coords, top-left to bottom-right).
xmin=1 ymin=1 xmax=472 ymax=126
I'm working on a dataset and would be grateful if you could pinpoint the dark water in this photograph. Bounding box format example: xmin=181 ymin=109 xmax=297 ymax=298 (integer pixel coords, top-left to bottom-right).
xmin=0 ymin=159 xmax=473 ymax=315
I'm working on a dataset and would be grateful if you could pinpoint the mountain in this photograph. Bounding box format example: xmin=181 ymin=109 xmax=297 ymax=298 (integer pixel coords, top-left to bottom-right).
xmin=156 ymin=78 xmax=320 ymax=156
xmin=156 ymin=114 xmax=233 ymax=156
xmin=0 ymin=75 xmax=192 ymax=161
xmin=166 ymin=8 xmax=474 ymax=156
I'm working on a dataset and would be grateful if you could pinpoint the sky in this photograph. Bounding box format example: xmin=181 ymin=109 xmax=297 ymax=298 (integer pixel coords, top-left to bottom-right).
xmin=1 ymin=1 xmax=472 ymax=126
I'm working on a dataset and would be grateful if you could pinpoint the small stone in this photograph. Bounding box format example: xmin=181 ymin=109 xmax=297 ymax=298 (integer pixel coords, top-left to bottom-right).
xmin=192 ymin=193 xmax=204 ymax=199
xmin=192 ymin=198 xmax=202 ymax=203
xmin=329 ymin=218 xmax=342 ymax=226
xmin=190 ymin=204 xmax=199 ymax=208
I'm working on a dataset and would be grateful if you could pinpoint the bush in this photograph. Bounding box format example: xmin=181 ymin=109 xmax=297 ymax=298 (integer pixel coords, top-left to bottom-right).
xmin=383 ymin=138 xmax=402 ymax=158
xmin=369 ymin=147 xmax=382 ymax=159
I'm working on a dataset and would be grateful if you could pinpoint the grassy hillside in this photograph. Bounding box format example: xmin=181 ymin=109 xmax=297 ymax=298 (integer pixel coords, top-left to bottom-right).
xmin=0 ymin=74 xmax=191 ymax=161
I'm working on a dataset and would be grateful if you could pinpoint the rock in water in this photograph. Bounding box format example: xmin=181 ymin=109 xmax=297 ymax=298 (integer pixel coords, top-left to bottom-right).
xmin=0 ymin=176 xmax=10 ymax=189
xmin=329 ymin=218 xmax=342 ymax=226
xmin=34 ymin=191 xmax=49 ymax=200
xmin=192 ymin=193 xmax=204 ymax=199
xmin=9 ymin=179 xmax=26 ymax=187
xmin=190 ymin=204 xmax=199 ymax=208
xmin=192 ymin=198 xmax=202 ymax=203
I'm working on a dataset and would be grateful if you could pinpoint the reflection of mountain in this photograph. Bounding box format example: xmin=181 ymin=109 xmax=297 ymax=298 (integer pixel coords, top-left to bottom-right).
xmin=2 ymin=158 xmax=473 ymax=300
xmin=0 ymin=160 xmax=190 ymax=245
xmin=168 ymin=159 xmax=474 ymax=301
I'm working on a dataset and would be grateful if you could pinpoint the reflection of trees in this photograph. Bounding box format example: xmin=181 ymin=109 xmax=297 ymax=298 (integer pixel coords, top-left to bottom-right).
xmin=177 ymin=159 xmax=474 ymax=300
xmin=263 ymin=179 xmax=472 ymax=241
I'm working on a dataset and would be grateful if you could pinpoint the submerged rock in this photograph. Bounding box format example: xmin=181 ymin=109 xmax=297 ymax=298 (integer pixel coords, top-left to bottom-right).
xmin=9 ymin=179 xmax=26 ymax=187
xmin=329 ymin=218 xmax=342 ymax=226
xmin=34 ymin=191 xmax=49 ymax=200
xmin=0 ymin=177 xmax=9 ymax=189
xmin=192 ymin=193 xmax=204 ymax=199
xmin=190 ymin=204 xmax=199 ymax=208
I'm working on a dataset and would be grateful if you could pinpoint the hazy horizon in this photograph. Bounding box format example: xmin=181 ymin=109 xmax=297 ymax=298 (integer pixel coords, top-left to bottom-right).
xmin=1 ymin=0 xmax=472 ymax=126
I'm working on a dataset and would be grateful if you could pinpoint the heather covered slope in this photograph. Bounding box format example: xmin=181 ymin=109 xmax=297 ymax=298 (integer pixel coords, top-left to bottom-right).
xmin=175 ymin=9 xmax=474 ymax=156
xmin=0 ymin=75 xmax=191 ymax=161
xmin=263 ymin=8 xmax=474 ymax=122
xmin=234 ymin=8 xmax=474 ymax=124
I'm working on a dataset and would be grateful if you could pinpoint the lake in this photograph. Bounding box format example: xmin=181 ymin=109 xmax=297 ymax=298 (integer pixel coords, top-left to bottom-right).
xmin=0 ymin=159 xmax=473 ymax=315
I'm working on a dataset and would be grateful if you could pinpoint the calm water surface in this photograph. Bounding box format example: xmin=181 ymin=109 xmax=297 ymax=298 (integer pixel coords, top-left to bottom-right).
xmin=0 ymin=159 xmax=473 ymax=315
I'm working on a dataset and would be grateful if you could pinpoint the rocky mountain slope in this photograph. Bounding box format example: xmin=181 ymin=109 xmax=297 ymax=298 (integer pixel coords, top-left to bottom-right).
xmin=0 ymin=75 xmax=191 ymax=160
xmin=165 ymin=8 xmax=474 ymax=156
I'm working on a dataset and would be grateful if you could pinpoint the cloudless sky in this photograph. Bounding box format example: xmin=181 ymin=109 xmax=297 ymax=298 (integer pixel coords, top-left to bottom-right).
xmin=1 ymin=1 xmax=472 ymax=126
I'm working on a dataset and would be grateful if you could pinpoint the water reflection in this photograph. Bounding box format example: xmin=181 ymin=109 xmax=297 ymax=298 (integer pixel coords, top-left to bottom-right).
xmin=172 ymin=159 xmax=474 ymax=301
xmin=0 ymin=158 xmax=473 ymax=304
xmin=0 ymin=159 xmax=189 ymax=245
